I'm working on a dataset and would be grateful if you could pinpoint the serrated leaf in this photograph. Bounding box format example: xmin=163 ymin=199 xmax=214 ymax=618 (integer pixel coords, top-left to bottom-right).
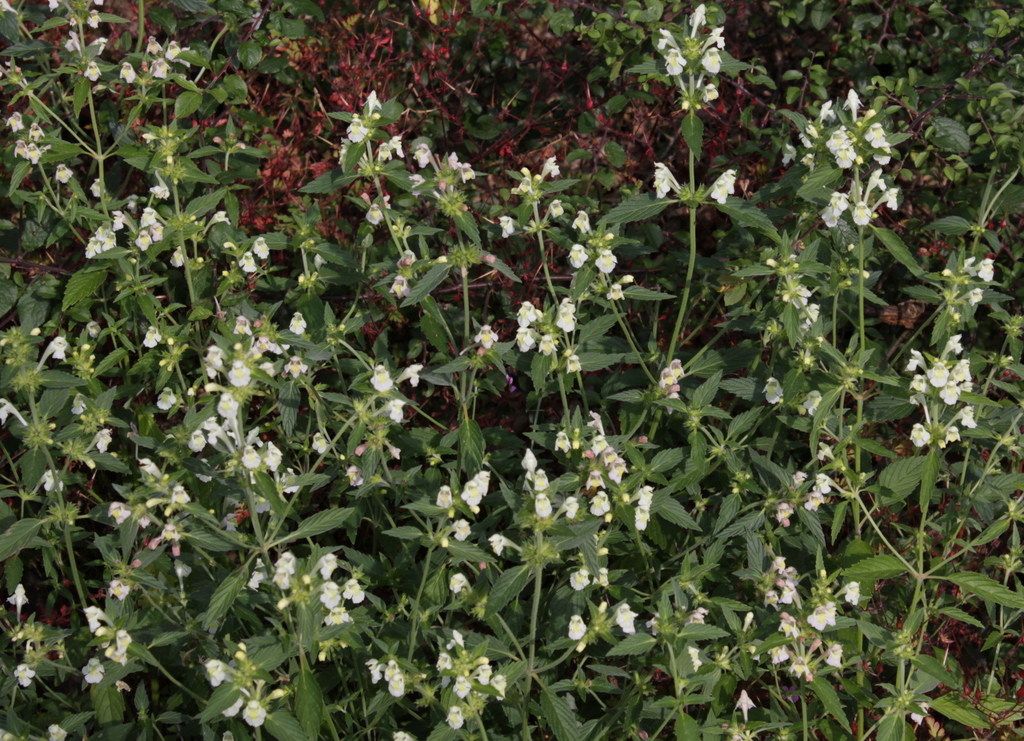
xmin=174 ymin=91 xmax=203 ymax=118
xmin=947 ymin=572 xmax=1024 ymax=610
xmin=930 ymin=117 xmax=970 ymax=154
xmin=485 ymin=564 xmax=532 ymax=618
xmin=930 ymin=694 xmax=990 ymax=729
xmin=844 ymin=554 xmax=906 ymax=580
xmin=877 ymin=456 xmax=925 ymax=503
xmin=811 ymin=677 xmax=851 ymax=732
xmin=202 ymin=566 xmax=247 ymax=630
xmin=459 ymin=417 xmax=485 ymax=477
xmin=62 ymin=270 xmax=108 ymax=311
xmin=278 ymin=380 xmax=299 ymax=437
xmin=295 ymin=669 xmax=324 ymax=740
xmin=0 ymin=518 xmax=43 ymax=561
xmin=300 ymin=168 xmax=360 ymax=194
xmin=541 ymin=683 xmax=584 ymax=741
xmin=926 ymin=216 xmax=972 ymax=235
xmin=604 ymin=193 xmax=671 ymax=225
xmin=623 ymin=285 xmax=673 ymax=301
xmin=264 ymin=711 xmax=310 ymax=741
xmin=401 ymin=262 xmax=451 ymax=307
xmin=873 ymin=227 xmax=924 ymax=277
xmin=381 ymin=526 xmax=423 ymax=540
xmin=680 ymin=112 xmax=703 ymax=159
xmin=271 ymin=508 xmax=355 ymax=546
xmin=604 ymin=141 xmax=626 ymax=168
xmin=715 ymin=198 xmax=781 ymax=243
xmin=875 ymin=712 xmax=906 ymax=741
xmin=606 ymin=633 xmax=657 ymax=656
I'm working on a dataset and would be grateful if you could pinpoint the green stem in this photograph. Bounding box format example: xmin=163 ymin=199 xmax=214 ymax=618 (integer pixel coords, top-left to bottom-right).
xmin=521 ymin=557 xmax=545 ymax=741
xmin=406 ymin=544 xmax=435 ymax=661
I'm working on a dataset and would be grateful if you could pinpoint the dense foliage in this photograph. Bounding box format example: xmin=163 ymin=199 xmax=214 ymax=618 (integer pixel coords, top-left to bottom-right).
xmin=1 ymin=1 xmax=1023 ymax=741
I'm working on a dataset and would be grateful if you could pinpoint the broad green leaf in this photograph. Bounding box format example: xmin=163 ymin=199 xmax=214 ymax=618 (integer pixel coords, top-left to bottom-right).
xmin=485 ymin=564 xmax=532 ymax=618
xmin=930 ymin=694 xmax=990 ymax=728
xmin=91 ymin=683 xmax=125 ymax=725
xmin=604 ymin=193 xmax=671 ymax=225
xmin=62 ymin=269 xmax=108 ymax=311
xmin=844 ymin=554 xmax=906 ymax=580
xmin=926 ymin=216 xmax=972 ymax=235
xmin=946 ymin=572 xmax=1024 ymax=610
xmin=541 ymin=683 xmax=583 ymax=741
xmin=606 ymin=633 xmax=657 ymax=656
xmin=715 ymin=198 xmax=781 ymax=243
xmin=604 ymin=141 xmax=626 ymax=168
xmin=810 ymin=677 xmax=850 ymax=732
xmin=401 ymin=262 xmax=451 ymax=307
xmin=300 ymin=168 xmax=360 ymax=194
xmin=381 ymin=526 xmax=423 ymax=540
xmin=174 ymin=90 xmax=203 ymax=118
xmin=295 ymin=669 xmax=324 ymax=740
xmin=278 ymin=380 xmax=300 ymax=437
xmin=873 ymin=227 xmax=924 ymax=278
xmin=930 ymin=116 xmax=970 ymax=154
xmin=876 ymin=456 xmax=925 ymax=503
xmin=459 ymin=417 xmax=485 ymax=477
xmin=912 ymin=654 xmax=957 ymax=686
xmin=272 ymin=508 xmax=355 ymax=546
xmin=264 ymin=711 xmax=310 ymax=741
xmin=0 ymin=518 xmax=43 ymax=561
xmin=680 ymin=112 xmax=703 ymax=160
xmin=875 ymin=712 xmax=906 ymax=741
xmin=202 ymin=566 xmax=247 ymax=630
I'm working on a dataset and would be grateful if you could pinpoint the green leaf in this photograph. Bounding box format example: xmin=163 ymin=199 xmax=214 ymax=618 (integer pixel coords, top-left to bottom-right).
xmin=797 ymin=166 xmax=843 ymax=202
xmin=300 ymin=168 xmax=360 ymax=194
xmin=606 ymin=633 xmax=657 ymax=656
xmin=930 ymin=694 xmax=990 ymax=729
xmin=452 ymin=209 xmax=480 ymax=245
xmin=930 ymin=116 xmax=970 ymax=154
xmin=202 ymin=566 xmax=247 ymax=630
xmin=912 ymin=654 xmax=957 ymax=686
xmin=875 ymin=712 xmax=906 ymax=741
xmin=715 ymin=198 xmax=781 ymax=243
xmin=0 ymin=275 xmax=17 ymax=317
xmin=459 ymin=418 xmax=485 ymax=477
xmin=603 ymin=193 xmax=671 ymax=225
xmin=0 ymin=518 xmax=43 ymax=561
xmin=295 ymin=669 xmax=324 ymax=740
xmin=485 ymin=564 xmax=532 ymax=618
xmin=272 ymin=508 xmax=355 ymax=546
xmin=381 ymin=526 xmax=423 ymax=540
xmin=926 ymin=216 xmax=972 ymax=235
xmin=401 ymin=262 xmax=451 ymax=307
xmin=680 ymin=112 xmax=703 ymax=160
xmin=199 ymin=684 xmax=243 ymax=723
xmin=876 ymin=456 xmax=925 ymax=503
xmin=92 ymin=683 xmax=125 ymax=725
xmin=604 ymin=141 xmax=626 ymax=168
xmin=844 ymin=554 xmax=906 ymax=580
xmin=811 ymin=677 xmax=850 ymax=732
xmin=873 ymin=227 xmax=924 ymax=278
xmin=62 ymin=269 xmax=108 ymax=311
xmin=541 ymin=683 xmax=583 ymax=741
xmin=237 ymin=40 xmax=263 ymax=69
xmin=947 ymin=572 xmax=1024 ymax=610
xmin=174 ymin=91 xmax=203 ymax=118
xmin=278 ymin=380 xmax=300 ymax=437
xmin=623 ymin=285 xmax=674 ymax=300
xmin=264 ymin=711 xmax=310 ymax=741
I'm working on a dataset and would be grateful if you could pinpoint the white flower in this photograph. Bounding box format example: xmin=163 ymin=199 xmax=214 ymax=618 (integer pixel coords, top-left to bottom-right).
xmin=654 ymin=162 xmax=680 ymax=198
xmin=824 ymin=643 xmax=843 ymax=668
xmin=664 ymin=48 xmax=685 ymax=75
xmin=343 ymin=578 xmax=365 ymax=603
xmin=535 ymin=493 xmax=553 ymax=518
xmin=590 ymin=490 xmax=611 ymax=517
xmin=569 ymin=568 xmax=590 ymax=591
xmin=7 ymin=583 xmax=28 ymax=615
xmin=802 ymin=390 xmax=822 ymax=414
xmin=48 ymin=725 xmax=68 ymax=741
xmin=852 ymin=201 xmax=872 ymax=226
xmin=736 ymin=689 xmax=756 ymax=722
xmin=242 ymin=700 xmax=267 ymax=727
xmin=452 ymin=519 xmax=471 ymax=541
xmin=83 ymin=657 xmax=105 ymax=684
xmin=92 ymin=428 xmax=112 ymax=454
xmin=961 ymin=406 xmax=978 ymax=429
xmin=156 ymin=387 xmax=177 ymax=411
xmin=228 ymin=360 xmax=251 ymax=387
xmin=289 ymin=312 xmax=306 ymax=334
xmin=701 ymin=48 xmax=721 ymax=74
xmin=499 ymin=215 xmax=516 ymax=238
xmin=390 ymin=275 xmax=410 ymax=299
xmin=556 ymin=299 xmax=577 ymax=332
xmin=516 ymin=327 xmax=537 ymax=352
xmin=205 ymin=659 xmax=230 ymax=687
xmin=688 ymin=646 xmax=702 ymax=670
xmin=447 ymin=706 xmax=465 ymax=730
xmin=120 ymin=61 xmax=137 ymax=83
xmin=56 ymin=164 xmax=73 ymax=184
xmin=615 ymin=603 xmax=637 ymax=634
xmin=709 ymin=169 xmax=736 ymax=204
xmin=573 ymin=210 xmax=591 ymax=233
xmin=568 ymin=243 xmax=589 ymax=269
xmin=109 ymin=578 xmax=131 ymax=600
xmin=764 ymin=377 xmax=783 ymax=404
xmin=15 ymin=663 xmax=35 ymax=687
xmin=595 ymin=248 xmax=617 ymax=274
xmin=475 ymin=324 xmax=497 ymax=349
xmin=488 ymin=534 xmax=514 ymax=555
xmin=568 ymin=614 xmax=587 ymax=641
xmin=413 ymin=142 xmax=431 ymax=168
xmin=977 ymin=258 xmax=995 ymax=282
xmin=449 ymin=573 xmax=470 ymax=594
xmin=548 ymin=199 xmax=565 ymax=217
xmin=807 ymin=602 xmax=837 ymax=630
xmin=371 ymin=364 xmax=393 ymax=392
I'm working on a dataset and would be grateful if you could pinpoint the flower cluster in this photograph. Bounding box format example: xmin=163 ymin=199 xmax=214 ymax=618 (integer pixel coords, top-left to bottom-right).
xmin=655 ymin=3 xmax=727 ymax=109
